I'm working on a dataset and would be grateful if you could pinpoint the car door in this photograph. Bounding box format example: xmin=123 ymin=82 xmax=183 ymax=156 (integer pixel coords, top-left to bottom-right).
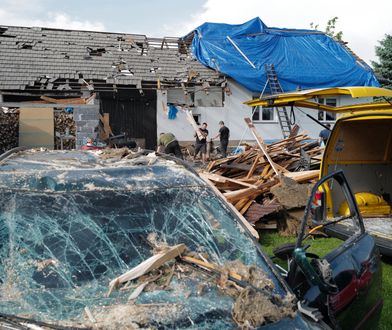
xmin=289 ymin=170 xmax=382 ymax=329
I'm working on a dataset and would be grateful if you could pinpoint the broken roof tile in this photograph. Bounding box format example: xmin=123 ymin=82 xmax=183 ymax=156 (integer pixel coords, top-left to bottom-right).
xmin=0 ymin=25 xmax=222 ymax=91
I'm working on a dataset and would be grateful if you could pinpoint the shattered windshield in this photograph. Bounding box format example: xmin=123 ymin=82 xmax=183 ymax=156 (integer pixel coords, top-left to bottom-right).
xmin=0 ymin=177 xmax=288 ymax=327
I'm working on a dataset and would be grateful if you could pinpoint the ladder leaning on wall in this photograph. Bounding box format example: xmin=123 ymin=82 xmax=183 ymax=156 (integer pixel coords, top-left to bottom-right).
xmin=264 ymin=63 xmax=292 ymax=138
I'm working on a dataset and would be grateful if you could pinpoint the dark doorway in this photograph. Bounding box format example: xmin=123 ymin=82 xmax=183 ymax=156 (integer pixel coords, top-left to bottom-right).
xmin=99 ymin=90 xmax=157 ymax=150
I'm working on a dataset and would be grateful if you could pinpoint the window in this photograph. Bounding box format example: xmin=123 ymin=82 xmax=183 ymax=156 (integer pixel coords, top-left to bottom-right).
xmin=252 ymin=106 xmax=275 ymax=122
xmin=317 ymin=98 xmax=337 ymax=122
xmin=193 ymin=114 xmax=201 ymax=125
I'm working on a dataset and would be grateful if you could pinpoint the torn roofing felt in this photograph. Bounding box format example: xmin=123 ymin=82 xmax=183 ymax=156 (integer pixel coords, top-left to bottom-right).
xmin=189 ymin=17 xmax=380 ymax=93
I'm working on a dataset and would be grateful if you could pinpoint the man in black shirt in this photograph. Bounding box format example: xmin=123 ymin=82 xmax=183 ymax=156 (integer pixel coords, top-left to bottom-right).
xmin=213 ymin=121 xmax=230 ymax=158
xmin=194 ymin=122 xmax=209 ymax=163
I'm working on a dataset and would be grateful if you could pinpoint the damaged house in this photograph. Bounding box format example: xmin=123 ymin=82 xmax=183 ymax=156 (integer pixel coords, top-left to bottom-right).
xmin=0 ymin=18 xmax=380 ymax=152
xmin=0 ymin=25 xmax=224 ymax=151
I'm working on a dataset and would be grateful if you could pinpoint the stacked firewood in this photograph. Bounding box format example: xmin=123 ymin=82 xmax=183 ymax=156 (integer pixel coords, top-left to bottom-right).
xmin=54 ymin=111 xmax=76 ymax=149
xmin=201 ymin=123 xmax=324 ymax=231
xmin=0 ymin=109 xmax=19 ymax=154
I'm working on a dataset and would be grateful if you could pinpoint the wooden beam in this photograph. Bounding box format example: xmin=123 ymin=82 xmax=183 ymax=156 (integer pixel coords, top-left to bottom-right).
xmin=108 ymin=244 xmax=186 ymax=296
xmin=246 ymin=155 xmax=260 ymax=179
xmin=283 ymin=170 xmax=320 ymax=182
xmin=244 ymin=118 xmax=280 ymax=175
xmin=185 ymin=110 xmax=204 ymax=140
xmin=201 ymin=171 xmax=259 ymax=189
xmin=199 ymin=173 xmax=259 ymax=239
xmin=40 ymin=95 xmax=87 ymax=104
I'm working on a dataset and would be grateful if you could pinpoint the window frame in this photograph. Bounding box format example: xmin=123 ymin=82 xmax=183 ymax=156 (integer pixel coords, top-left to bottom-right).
xmin=317 ymin=98 xmax=338 ymax=122
xmin=252 ymin=105 xmax=277 ymax=122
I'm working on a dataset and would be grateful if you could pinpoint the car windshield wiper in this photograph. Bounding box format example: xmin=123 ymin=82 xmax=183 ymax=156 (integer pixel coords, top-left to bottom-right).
xmin=0 ymin=313 xmax=90 ymax=330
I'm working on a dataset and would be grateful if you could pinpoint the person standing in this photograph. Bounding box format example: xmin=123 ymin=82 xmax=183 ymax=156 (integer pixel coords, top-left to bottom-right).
xmin=194 ymin=122 xmax=208 ymax=163
xmin=158 ymin=132 xmax=183 ymax=159
xmin=213 ymin=121 xmax=230 ymax=158
xmin=319 ymin=123 xmax=331 ymax=146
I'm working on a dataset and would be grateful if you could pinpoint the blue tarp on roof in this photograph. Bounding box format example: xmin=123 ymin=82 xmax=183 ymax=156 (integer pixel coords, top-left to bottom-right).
xmin=191 ymin=18 xmax=379 ymax=93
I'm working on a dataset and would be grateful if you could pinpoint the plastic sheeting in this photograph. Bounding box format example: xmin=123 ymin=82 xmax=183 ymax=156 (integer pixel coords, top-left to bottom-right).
xmin=191 ymin=17 xmax=379 ymax=93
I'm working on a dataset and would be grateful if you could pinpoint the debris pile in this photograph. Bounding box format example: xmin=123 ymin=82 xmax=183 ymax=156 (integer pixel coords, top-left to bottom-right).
xmin=0 ymin=109 xmax=19 ymax=154
xmin=96 ymin=240 xmax=295 ymax=329
xmin=201 ymin=129 xmax=323 ymax=232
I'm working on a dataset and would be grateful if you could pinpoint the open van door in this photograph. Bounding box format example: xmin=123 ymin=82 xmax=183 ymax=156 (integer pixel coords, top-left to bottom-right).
xmin=246 ymin=86 xmax=392 ymax=256
xmin=287 ymin=170 xmax=382 ymax=329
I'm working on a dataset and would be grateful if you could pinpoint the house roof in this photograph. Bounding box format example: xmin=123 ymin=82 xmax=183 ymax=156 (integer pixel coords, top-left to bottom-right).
xmin=190 ymin=17 xmax=379 ymax=93
xmin=0 ymin=25 xmax=222 ymax=92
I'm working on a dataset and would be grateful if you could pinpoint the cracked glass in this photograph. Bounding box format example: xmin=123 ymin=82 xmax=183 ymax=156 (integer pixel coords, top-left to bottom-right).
xmin=0 ymin=151 xmax=286 ymax=328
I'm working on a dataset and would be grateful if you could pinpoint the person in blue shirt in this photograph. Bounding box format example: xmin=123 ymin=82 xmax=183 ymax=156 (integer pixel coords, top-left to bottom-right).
xmin=319 ymin=123 xmax=331 ymax=146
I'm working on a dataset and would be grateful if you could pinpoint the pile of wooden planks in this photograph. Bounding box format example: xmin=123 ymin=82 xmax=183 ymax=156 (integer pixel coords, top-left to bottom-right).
xmin=201 ymin=118 xmax=324 ymax=230
xmin=0 ymin=109 xmax=19 ymax=154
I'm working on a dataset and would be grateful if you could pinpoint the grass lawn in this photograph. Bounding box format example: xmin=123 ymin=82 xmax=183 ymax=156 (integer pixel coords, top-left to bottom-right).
xmin=259 ymin=232 xmax=391 ymax=330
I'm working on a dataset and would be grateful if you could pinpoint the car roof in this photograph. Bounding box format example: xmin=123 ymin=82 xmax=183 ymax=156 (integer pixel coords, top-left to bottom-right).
xmin=0 ymin=148 xmax=205 ymax=191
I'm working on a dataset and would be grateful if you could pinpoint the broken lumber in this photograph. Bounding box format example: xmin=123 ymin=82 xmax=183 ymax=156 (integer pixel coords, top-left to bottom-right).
xmin=244 ymin=117 xmax=280 ymax=175
xmin=185 ymin=110 xmax=204 ymax=140
xmin=203 ymin=121 xmax=324 ymax=231
xmin=108 ymin=244 xmax=186 ymax=296
xmin=200 ymin=172 xmax=259 ymax=239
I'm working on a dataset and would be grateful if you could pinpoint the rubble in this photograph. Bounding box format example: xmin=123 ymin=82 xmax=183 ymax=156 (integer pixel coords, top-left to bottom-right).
xmin=201 ymin=126 xmax=323 ymax=232
xmin=270 ymin=176 xmax=313 ymax=209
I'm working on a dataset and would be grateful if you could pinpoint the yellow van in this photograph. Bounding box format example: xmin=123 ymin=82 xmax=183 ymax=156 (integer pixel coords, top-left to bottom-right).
xmin=246 ymin=87 xmax=392 ymax=256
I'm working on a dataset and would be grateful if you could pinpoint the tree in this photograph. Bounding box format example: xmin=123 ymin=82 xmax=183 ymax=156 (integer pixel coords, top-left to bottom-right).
xmin=372 ymin=34 xmax=392 ymax=89
xmin=310 ymin=16 xmax=343 ymax=41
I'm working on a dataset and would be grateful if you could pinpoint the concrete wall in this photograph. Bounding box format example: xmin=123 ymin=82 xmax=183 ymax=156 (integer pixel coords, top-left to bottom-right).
xmin=73 ymin=105 xmax=100 ymax=149
xmin=156 ymin=80 xmax=373 ymax=145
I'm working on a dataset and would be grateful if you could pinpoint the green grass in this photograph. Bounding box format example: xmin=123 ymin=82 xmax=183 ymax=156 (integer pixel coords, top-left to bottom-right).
xmin=259 ymin=232 xmax=391 ymax=329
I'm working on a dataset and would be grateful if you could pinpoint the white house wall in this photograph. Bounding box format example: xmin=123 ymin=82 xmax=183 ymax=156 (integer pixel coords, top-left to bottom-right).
xmin=156 ymin=80 xmax=373 ymax=144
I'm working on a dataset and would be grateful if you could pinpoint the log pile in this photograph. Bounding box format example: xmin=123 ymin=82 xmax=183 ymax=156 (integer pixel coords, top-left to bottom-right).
xmin=54 ymin=111 xmax=76 ymax=150
xmin=201 ymin=120 xmax=324 ymax=232
xmin=0 ymin=109 xmax=19 ymax=154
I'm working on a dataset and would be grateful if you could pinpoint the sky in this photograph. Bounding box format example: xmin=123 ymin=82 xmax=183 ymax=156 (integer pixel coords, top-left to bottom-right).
xmin=0 ymin=0 xmax=391 ymax=65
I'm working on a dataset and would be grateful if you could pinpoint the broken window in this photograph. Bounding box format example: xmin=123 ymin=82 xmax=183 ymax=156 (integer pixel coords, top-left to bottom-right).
xmin=0 ymin=161 xmax=285 ymax=327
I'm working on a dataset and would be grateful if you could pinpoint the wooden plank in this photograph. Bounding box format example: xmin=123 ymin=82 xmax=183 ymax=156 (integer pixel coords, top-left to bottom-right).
xmin=244 ymin=117 xmax=280 ymax=175
xmin=185 ymin=110 xmax=204 ymax=140
xmin=202 ymin=171 xmax=259 ymax=189
xmin=224 ymin=179 xmax=278 ymax=203
xmin=40 ymin=95 xmax=87 ymax=104
xmin=108 ymin=244 xmax=186 ymax=296
xmin=99 ymin=113 xmax=114 ymax=140
xmin=246 ymin=155 xmax=260 ymax=179
xmin=200 ymin=173 xmax=259 ymax=239
xmin=283 ymin=170 xmax=320 ymax=182
xmin=181 ymin=256 xmax=242 ymax=281
xmin=240 ymin=199 xmax=254 ymax=215
xmin=19 ymin=107 xmax=54 ymax=149
xmin=260 ymin=164 xmax=270 ymax=178
xmin=255 ymin=222 xmax=278 ymax=230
